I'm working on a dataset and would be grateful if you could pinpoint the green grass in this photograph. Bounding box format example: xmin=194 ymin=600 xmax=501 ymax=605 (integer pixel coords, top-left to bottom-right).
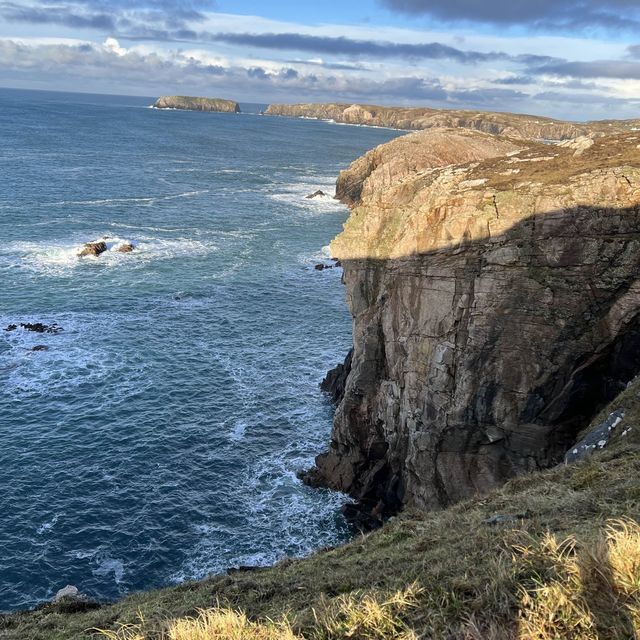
xmin=3 ymin=384 xmax=640 ymax=640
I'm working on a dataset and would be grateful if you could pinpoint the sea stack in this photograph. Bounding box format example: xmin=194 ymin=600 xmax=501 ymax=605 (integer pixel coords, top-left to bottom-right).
xmin=153 ymin=96 xmax=240 ymax=113
xmin=306 ymin=127 xmax=640 ymax=516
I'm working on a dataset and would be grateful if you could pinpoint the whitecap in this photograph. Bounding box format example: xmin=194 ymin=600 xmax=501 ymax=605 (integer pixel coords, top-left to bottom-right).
xmin=36 ymin=514 xmax=60 ymax=535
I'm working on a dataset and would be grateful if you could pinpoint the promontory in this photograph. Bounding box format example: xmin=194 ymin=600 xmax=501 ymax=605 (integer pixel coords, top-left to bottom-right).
xmin=153 ymin=96 xmax=240 ymax=112
xmin=306 ymin=126 xmax=640 ymax=521
xmin=265 ymin=102 xmax=640 ymax=140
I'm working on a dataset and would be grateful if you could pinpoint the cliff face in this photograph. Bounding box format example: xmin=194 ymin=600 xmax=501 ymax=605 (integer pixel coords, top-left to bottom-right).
xmin=309 ymin=129 xmax=640 ymax=515
xmin=153 ymin=96 xmax=240 ymax=112
xmin=265 ymin=102 xmax=639 ymax=141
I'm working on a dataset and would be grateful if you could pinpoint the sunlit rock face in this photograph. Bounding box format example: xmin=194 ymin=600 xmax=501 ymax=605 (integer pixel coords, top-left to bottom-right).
xmin=310 ymin=129 xmax=640 ymax=514
xmin=153 ymin=96 xmax=240 ymax=112
xmin=265 ymin=102 xmax=640 ymax=141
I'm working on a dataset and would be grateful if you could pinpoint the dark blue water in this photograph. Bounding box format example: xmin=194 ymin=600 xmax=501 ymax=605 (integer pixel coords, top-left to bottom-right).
xmin=0 ymin=88 xmax=401 ymax=611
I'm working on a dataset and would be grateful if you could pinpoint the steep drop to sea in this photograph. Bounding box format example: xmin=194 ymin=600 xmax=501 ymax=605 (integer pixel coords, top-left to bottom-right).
xmin=306 ymin=125 xmax=640 ymax=522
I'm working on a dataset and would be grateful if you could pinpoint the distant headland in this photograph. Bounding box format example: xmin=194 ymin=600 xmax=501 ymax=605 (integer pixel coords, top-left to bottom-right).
xmin=264 ymin=102 xmax=640 ymax=141
xmin=152 ymin=95 xmax=240 ymax=112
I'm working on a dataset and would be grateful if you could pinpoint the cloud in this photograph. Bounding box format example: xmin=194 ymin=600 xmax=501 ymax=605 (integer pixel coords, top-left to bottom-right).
xmin=380 ymin=0 xmax=640 ymax=31
xmin=0 ymin=2 xmax=115 ymax=29
xmin=205 ymin=32 xmax=508 ymax=64
xmin=628 ymin=44 xmax=640 ymax=59
xmin=532 ymin=59 xmax=640 ymax=80
xmin=0 ymin=0 xmax=211 ymax=33
xmin=0 ymin=3 xmax=556 ymax=68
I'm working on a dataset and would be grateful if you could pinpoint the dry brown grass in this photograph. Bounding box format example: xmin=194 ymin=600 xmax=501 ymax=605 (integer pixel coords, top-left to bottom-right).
xmin=92 ymin=586 xmax=421 ymax=640
xmin=515 ymin=519 xmax=640 ymax=640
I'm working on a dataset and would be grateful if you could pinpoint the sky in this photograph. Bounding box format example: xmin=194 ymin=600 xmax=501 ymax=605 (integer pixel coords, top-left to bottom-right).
xmin=0 ymin=0 xmax=639 ymax=120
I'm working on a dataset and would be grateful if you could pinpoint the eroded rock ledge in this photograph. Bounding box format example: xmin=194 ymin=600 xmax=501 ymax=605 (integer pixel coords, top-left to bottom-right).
xmin=264 ymin=102 xmax=640 ymax=141
xmin=307 ymin=127 xmax=640 ymax=518
xmin=153 ymin=96 xmax=240 ymax=113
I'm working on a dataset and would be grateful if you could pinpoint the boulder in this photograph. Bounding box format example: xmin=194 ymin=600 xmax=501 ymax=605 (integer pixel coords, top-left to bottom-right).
xmin=565 ymin=409 xmax=626 ymax=463
xmin=78 ymin=241 xmax=107 ymax=258
xmin=53 ymin=585 xmax=80 ymax=603
xmin=116 ymin=242 xmax=135 ymax=253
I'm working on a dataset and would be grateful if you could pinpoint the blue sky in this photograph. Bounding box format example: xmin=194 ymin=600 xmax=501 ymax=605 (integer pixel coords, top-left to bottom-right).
xmin=0 ymin=0 xmax=639 ymax=120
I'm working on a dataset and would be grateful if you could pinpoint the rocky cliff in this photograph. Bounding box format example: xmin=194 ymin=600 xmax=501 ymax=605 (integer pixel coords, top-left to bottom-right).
xmin=153 ymin=96 xmax=240 ymax=112
xmin=265 ymin=102 xmax=640 ymax=141
xmin=307 ymin=128 xmax=640 ymax=518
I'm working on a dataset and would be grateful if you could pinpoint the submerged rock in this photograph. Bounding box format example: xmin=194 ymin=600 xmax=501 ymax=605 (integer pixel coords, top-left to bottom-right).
xmin=31 ymin=345 xmax=49 ymax=352
xmin=77 ymin=241 xmax=107 ymax=258
xmin=307 ymin=129 xmax=640 ymax=513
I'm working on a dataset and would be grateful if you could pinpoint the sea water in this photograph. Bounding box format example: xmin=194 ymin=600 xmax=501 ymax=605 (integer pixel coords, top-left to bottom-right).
xmin=0 ymin=88 xmax=401 ymax=611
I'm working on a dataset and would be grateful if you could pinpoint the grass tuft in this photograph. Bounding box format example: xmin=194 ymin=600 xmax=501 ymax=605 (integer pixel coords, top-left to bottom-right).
xmin=515 ymin=518 xmax=640 ymax=640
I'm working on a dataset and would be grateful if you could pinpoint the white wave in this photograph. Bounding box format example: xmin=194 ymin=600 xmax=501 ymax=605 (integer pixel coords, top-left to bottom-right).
xmin=296 ymin=244 xmax=340 ymax=267
xmin=268 ymin=176 xmax=346 ymax=213
xmin=170 ymin=442 xmax=348 ymax=583
xmin=0 ymin=312 xmax=151 ymax=398
xmin=230 ymin=420 xmax=247 ymax=442
xmin=3 ymin=234 xmax=218 ymax=275
xmin=36 ymin=514 xmax=60 ymax=535
xmin=45 ymin=190 xmax=209 ymax=207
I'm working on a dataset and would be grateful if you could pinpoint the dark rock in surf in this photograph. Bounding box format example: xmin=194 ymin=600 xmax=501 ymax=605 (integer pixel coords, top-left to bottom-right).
xmin=31 ymin=345 xmax=49 ymax=352
xmin=5 ymin=322 xmax=62 ymax=334
xmin=78 ymin=241 xmax=107 ymax=258
xmin=306 ymin=190 xmax=326 ymax=199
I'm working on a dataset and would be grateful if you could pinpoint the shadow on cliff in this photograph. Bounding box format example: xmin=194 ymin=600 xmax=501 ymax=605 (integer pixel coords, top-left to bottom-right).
xmin=306 ymin=202 xmax=640 ymax=526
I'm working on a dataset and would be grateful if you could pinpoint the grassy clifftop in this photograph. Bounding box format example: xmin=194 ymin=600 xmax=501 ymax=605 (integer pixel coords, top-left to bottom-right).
xmin=3 ymin=379 xmax=640 ymax=639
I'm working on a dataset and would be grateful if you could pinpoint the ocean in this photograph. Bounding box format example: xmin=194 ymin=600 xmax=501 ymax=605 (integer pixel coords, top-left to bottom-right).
xmin=0 ymin=88 xmax=401 ymax=611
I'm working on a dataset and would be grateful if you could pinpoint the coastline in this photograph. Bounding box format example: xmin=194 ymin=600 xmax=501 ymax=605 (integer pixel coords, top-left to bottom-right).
xmin=3 ymin=103 xmax=640 ymax=638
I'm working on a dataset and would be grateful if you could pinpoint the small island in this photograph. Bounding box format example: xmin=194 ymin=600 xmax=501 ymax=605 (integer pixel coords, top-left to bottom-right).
xmin=152 ymin=95 xmax=240 ymax=113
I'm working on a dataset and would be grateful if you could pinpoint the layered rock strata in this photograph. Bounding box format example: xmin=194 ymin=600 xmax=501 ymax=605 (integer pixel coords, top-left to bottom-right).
xmin=153 ymin=96 xmax=240 ymax=113
xmin=308 ymin=128 xmax=640 ymax=516
xmin=265 ymin=102 xmax=640 ymax=141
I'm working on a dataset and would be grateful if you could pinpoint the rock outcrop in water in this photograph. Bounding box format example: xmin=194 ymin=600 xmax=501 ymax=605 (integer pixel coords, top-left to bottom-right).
xmin=306 ymin=127 xmax=640 ymax=517
xmin=153 ymin=96 xmax=240 ymax=113
xmin=78 ymin=241 xmax=107 ymax=257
